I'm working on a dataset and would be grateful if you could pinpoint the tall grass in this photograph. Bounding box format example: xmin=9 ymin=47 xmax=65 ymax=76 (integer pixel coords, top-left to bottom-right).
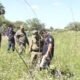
xmin=0 ymin=31 xmax=80 ymax=80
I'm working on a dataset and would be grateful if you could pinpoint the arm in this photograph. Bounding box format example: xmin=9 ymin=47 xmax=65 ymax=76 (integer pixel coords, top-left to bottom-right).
xmin=44 ymin=37 xmax=52 ymax=58
xmin=43 ymin=43 xmax=52 ymax=60
xmin=46 ymin=43 xmax=52 ymax=56
xmin=29 ymin=39 xmax=33 ymax=52
xmin=14 ymin=31 xmax=20 ymax=43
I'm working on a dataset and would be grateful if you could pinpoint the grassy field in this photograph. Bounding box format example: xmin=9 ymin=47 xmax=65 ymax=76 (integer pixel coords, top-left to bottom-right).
xmin=0 ymin=31 xmax=80 ymax=80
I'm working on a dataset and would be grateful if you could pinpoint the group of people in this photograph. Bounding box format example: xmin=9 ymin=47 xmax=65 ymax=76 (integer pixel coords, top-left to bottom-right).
xmin=6 ymin=24 xmax=29 ymax=54
xmin=1 ymin=24 xmax=54 ymax=70
xmin=29 ymin=30 xmax=54 ymax=70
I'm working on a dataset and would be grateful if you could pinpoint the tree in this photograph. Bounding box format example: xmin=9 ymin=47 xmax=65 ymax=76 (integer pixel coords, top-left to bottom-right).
xmin=0 ymin=3 xmax=5 ymax=46
xmin=0 ymin=20 xmax=14 ymax=35
xmin=26 ymin=18 xmax=45 ymax=31
xmin=0 ymin=3 xmax=5 ymax=26
xmin=0 ymin=3 xmax=5 ymax=15
xmin=65 ymin=22 xmax=80 ymax=31
xmin=50 ymin=26 xmax=54 ymax=31
xmin=0 ymin=15 xmax=5 ymax=26
xmin=13 ymin=21 xmax=28 ymax=31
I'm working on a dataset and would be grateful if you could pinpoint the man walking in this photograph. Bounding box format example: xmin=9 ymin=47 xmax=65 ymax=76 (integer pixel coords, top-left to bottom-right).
xmin=7 ymin=25 xmax=15 ymax=51
xmin=40 ymin=29 xmax=54 ymax=70
xmin=29 ymin=30 xmax=44 ymax=67
xmin=15 ymin=25 xmax=29 ymax=54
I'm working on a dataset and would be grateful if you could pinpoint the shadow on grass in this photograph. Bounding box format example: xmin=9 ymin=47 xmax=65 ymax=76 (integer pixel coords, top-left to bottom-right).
xmin=48 ymin=67 xmax=74 ymax=80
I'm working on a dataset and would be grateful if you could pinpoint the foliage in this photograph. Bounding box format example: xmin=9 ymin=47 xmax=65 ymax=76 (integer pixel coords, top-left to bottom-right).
xmin=65 ymin=22 xmax=80 ymax=31
xmin=0 ymin=3 xmax=5 ymax=15
xmin=26 ymin=18 xmax=45 ymax=31
xmin=13 ymin=21 xmax=29 ymax=31
xmin=0 ymin=31 xmax=80 ymax=80
xmin=14 ymin=21 xmax=25 ymax=29
xmin=50 ymin=26 xmax=54 ymax=31
xmin=0 ymin=15 xmax=5 ymax=26
xmin=0 ymin=3 xmax=6 ymax=33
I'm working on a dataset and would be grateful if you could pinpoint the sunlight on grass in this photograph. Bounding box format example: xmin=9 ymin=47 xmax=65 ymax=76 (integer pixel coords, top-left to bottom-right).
xmin=0 ymin=31 xmax=80 ymax=80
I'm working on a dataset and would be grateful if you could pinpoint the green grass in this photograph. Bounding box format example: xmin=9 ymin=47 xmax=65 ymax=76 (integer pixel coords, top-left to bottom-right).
xmin=0 ymin=31 xmax=80 ymax=80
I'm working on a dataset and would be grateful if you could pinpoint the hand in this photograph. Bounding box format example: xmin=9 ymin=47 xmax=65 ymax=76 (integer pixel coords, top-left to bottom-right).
xmin=43 ymin=54 xmax=48 ymax=59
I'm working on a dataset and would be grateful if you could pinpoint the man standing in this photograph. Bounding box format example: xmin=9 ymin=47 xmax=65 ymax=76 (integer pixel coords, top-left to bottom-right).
xmin=40 ymin=29 xmax=54 ymax=69
xmin=15 ymin=25 xmax=29 ymax=54
xmin=7 ymin=25 xmax=15 ymax=51
xmin=29 ymin=30 xmax=44 ymax=66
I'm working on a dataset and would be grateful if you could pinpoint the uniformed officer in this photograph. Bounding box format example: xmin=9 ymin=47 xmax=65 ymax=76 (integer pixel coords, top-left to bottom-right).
xmin=29 ymin=30 xmax=44 ymax=66
xmin=39 ymin=29 xmax=54 ymax=70
xmin=7 ymin=25 xmax=15 ymax=51
xmin=15 ymin=25 xmax=29 ymax=54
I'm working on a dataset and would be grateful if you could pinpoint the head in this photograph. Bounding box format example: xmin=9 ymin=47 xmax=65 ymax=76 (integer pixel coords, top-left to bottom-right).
xmin=20 ymin=25 xmax=24 ymax=32
xmin=9 ymin=24 xmax=13 ymax=28
xmin=40 ymin=29 xmax=48 ymax=38
xmin=8 ymin=24 xmax=13 ymax=31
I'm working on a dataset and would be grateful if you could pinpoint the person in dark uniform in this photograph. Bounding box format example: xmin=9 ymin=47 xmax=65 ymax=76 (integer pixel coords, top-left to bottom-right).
xmin=40 ymin=29 xmax=54 ymax=69
xmin=7 ymin=25 xmax=15 ymax=51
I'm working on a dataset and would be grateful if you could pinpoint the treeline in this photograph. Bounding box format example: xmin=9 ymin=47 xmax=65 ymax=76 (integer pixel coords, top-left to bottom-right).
xmin=0 ymin=3 xmax=46 ymax=34
xmin=0 ymin=3 xmax=80 ymax=34
xmin=65 ymin=22 xmax=80 ymax=31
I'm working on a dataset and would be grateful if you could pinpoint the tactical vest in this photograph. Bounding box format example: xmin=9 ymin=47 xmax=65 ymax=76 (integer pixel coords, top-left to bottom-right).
xmin=31 ymin=35 xmax=39 ymax=51
xmin=31 ymin=34 xmax=44 ymax=52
